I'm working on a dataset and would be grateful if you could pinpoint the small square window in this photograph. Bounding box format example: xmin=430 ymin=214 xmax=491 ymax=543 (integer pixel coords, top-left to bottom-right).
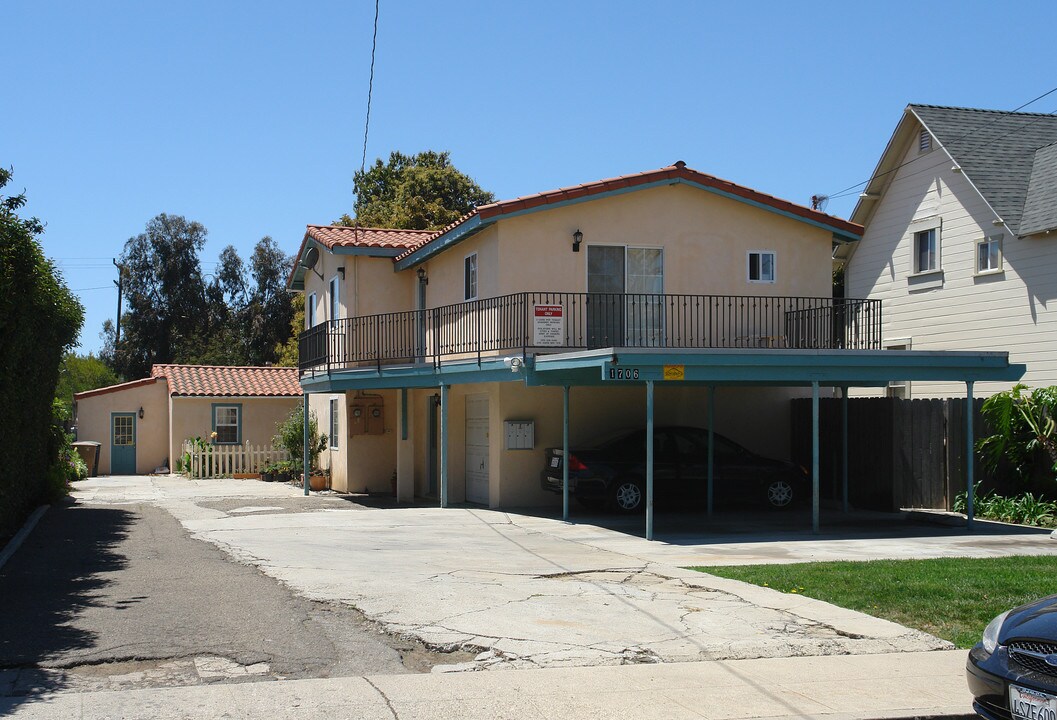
xmin=464 ymin=253 xmax=478 ymax=300
xmin=213 ymin=405 xmax=240 ymax=444
xmin=977 ymin=234 xmax=1002 ymax=273
xmin=914 ymin=228 xmax=937 ymax=273
xmin=748 ymin=251 xmax=775 ymax=283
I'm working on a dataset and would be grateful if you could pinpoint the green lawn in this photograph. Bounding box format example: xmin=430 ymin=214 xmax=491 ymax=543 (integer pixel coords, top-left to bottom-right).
xmin=691 ymin=555 xmax=1057 ymax=648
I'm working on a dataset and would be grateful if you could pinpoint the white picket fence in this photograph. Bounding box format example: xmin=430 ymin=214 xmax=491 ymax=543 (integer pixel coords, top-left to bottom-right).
xmin=181 ymin=441 xmax=291 ymax=479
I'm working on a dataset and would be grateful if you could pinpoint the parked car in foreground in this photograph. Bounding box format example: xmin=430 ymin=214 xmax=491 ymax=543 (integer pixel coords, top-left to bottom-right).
xmin=539 ymin=426 xmax=809 ymax=513
xmin=967 ymin=594 xmax=1057 ymax=720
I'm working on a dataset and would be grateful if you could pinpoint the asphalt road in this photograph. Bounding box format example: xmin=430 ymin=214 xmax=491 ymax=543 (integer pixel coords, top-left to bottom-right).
xmin=0 ymin=500 xmax=455 ymax=701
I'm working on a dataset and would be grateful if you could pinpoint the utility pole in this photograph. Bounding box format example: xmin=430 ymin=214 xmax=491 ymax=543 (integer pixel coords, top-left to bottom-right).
xmin=113 ymin=258 xmax=124 ymax=345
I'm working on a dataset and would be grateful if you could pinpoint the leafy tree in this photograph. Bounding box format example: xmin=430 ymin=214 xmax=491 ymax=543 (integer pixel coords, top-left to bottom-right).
xmin=0 ymin=166 xmax=83 ymax=537
xmin=243 ymin=237 xmax=293 ymax=365
xmin=104 ymin=214 xmax=210 ymax=378
xmin=275 ymin=293 xmax=304 ymax=368
xmin=978 ymin=384 xmax=1057 ymax=481
xmin=55 ymin=352 xmax=119 ymax=416
xmin=339 ymin=150 xmax=494 ymax=230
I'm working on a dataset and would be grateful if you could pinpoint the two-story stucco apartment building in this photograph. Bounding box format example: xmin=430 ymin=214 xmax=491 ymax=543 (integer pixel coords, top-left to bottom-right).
xmin=843 ymin=105 xmax=1057 ymax=399
xmin=290 ymin=162 xmax=1021 ymax=535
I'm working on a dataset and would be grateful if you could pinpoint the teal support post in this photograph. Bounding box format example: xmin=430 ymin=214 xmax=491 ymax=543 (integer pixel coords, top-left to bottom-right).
xmin=966 ymin=381 xmax=975 ymax=530
xmin=562 ymin=385 xmax=570 ymax=522
xmin=400 ymin=388 xmax=408 ymax=441
xmin=439 ymin=384 xmax=449 ymax=509
xmin=811 ymin=381 xmax=820 ymax=534
xmin=302 ymin=393 xmax=310 ymax=496
xmin=646 ymin=380 xmax=655 ymax=541
xmin=841 ymin=386 xmax=849 ymax=513
xmin=707 ymin=385 xmax=715 ymax=517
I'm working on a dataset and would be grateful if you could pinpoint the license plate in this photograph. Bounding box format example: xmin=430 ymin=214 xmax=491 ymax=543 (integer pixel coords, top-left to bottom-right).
xmin=550 ymin=457 xmax=560 ymax=468
xmin=1010 ymin=684 xmax=1057 ymax=720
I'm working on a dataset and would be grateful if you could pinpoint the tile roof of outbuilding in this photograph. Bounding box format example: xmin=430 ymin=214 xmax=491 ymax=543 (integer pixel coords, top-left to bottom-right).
xmin=149 ymin=364 xmax=302 ymax=397
xmin=305 ymin=224 xmax=434 ymax=250
xmin=73 ymin=376 xmax=163 ymax=401
xmin=910 ymin=104 xmax=1057 ymax=236
xmin=393 ymin=162 xmax=863 ymax=263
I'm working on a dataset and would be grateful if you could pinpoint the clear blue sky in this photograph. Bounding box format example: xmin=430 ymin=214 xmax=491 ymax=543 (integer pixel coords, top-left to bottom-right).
xmin=4 ymin=0 xmax=1055 ymax=354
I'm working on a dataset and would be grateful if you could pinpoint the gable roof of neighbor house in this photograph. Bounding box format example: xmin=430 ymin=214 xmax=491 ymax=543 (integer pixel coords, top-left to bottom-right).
xmin=149 ymin=365 xmax=302 ymax=397
xmin=73 ymin=376 xmax=164 ymax=401
xmin=287 ymin=225 xmax=434 ymax=290
xmin=851 ymin=104 xmax=1057 ymax=237
xmin=391 ymin=161 xmax=864 ymax=269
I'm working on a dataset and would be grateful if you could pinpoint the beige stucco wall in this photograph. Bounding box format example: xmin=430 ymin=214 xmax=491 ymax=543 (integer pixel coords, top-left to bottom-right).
xmin=311 ymin=390 xmax=398 ymax=493
xmin=418 ymin=185 xmax=832 ymax=303
xmin=302 ymin=251 xmax=415 ymax=327
xmin=74 ymin=380 xmax=170 ymax=475
xmin=169 ymin=396 xmax=301 ymax=470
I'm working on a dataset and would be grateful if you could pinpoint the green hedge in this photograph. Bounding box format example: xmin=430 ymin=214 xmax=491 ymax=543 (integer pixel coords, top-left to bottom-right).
xmin=0 ymin=168 xmax=83 ymax=540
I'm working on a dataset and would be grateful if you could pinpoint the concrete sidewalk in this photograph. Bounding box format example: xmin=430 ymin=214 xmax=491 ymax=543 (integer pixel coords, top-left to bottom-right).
xmin=1 ymin=649 xmax=974 ymax=719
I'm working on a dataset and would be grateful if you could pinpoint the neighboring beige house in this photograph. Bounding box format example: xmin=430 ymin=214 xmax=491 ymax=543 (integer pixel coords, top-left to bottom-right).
xmin=842 ymin=104 xmax=1057 ymax=398
xmin=74 ymin=364 xmax=302 ymax=475
xmin=289 ymin=161 xmax=1020 ymax=525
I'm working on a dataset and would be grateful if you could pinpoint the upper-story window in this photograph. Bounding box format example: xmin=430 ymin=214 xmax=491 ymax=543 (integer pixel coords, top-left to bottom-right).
xmin=914 ymin=228 xmax=938 ymax=273
xmin=747 ymin=251 xmax=776 ymax=283
xmin=464 ymin=253 xmax=478 ymax=300
xmin=329 ymin=276 xmax=341 ymax=320
xmin=307 ymin=292 xmax=317 ymax=327
xmin=977 ymin=233 xmax=1003 ymax=273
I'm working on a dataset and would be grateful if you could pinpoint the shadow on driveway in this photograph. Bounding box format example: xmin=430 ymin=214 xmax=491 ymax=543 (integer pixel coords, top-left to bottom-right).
xmin=0 ymin=502 xmax=133 ymax=707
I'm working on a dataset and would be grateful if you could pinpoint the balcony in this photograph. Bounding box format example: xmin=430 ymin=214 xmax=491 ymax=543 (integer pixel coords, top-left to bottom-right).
xmin=298 ymin=292 xmax=882 ymax=374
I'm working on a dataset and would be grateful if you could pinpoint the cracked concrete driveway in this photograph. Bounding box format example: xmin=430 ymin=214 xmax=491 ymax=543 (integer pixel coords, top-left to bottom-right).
xmin=73 ymin=476 xmax=1057 ymax=673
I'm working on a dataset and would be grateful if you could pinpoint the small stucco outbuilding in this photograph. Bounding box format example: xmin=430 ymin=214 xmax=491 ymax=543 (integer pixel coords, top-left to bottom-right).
xmin=73 ymin=364 xmax=303 ymax=475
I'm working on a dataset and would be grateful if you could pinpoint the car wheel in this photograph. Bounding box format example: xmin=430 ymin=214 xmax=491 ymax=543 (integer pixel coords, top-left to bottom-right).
xmin=766 ymin=479 xmax=794 ymax=508
xmin=611 ymin=479 xmax=644 ymax=513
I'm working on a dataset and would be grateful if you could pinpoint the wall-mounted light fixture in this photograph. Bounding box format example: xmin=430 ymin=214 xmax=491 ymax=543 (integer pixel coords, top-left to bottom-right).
xmin=138 ymin=407 xmax=144 ymax=420
xmin=337 ymin=266 xmax=346 ymax=279
xmin=572 ymin=229 xmax=583 ymax=252
xmin=417 ymin=266 xmax=428 ymax=285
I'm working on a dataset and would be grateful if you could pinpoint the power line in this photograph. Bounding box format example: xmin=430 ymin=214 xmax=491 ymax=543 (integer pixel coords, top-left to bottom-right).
xmin=825 ymin=85 xmax=1057 ymax=202
xmin=71 ymin=285 xmax=114 ymax=292
xmin=360 ymin=0 xmax=380 ymax=178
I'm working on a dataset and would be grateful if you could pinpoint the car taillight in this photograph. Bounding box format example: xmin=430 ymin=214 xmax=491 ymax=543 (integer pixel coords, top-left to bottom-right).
xmin=568 ymin=455 xmax=588 ymax=471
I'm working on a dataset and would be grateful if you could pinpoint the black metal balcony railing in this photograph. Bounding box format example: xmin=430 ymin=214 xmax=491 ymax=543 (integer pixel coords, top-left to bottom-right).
xmin=298 ymin=292 xmax=882 ymax=373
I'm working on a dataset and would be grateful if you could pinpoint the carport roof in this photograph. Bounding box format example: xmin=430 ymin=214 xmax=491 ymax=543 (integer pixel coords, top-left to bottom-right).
xmin=298 ymin=347 xmax=1025 ymax=393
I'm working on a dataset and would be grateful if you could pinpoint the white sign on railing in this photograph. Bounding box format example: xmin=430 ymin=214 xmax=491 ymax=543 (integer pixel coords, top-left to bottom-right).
xmin=533 ymin=304 xmax=564 ymax=347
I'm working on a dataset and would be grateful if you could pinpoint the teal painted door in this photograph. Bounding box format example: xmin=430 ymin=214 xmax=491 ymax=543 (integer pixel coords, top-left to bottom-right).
xmin=111 ymin=413 xmax=136 ymax=475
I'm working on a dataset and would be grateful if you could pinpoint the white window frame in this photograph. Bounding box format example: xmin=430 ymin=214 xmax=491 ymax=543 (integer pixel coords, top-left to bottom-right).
xmin=747 ymin=251 xmax=776 ymax=283
xmin=464 ymin=252 xmax=478 ymax=301
xmin=885 ymin=340 xmax=911 ymax=399
xmin=976 ymin=233 xmax=1003 ymax=274
xmin=329 ymin=276 xmax=341 ymax=321
xmin=912 ymin=227 xmax=940 ymax=274
xmin=212 ymin=404 xmax=241 ymax=445
xmin=307 ymin=292 xmax=317 ymax=328
xmin=329 ymin=398 xmax=339 ymax=449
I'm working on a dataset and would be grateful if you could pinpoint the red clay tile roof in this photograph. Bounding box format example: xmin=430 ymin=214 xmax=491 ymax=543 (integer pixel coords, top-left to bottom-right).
xmin=150 ymin=364 xmax=302 ymax=397
xmin=73 ymin=377 xmax=162 ymax=401
xmin=394 ymin=162 xmax=864 ymax=262
xmin=306 ymin=224 xmax=434 ymax=251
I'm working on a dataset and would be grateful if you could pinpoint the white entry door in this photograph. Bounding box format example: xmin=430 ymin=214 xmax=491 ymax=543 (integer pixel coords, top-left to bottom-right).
xmin=465 ymin=395 xmax=489 ymax=505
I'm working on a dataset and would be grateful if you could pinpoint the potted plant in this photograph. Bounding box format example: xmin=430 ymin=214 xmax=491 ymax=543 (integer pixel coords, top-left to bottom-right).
xmin=274 ymin=406 xmax=329 ymax=490
xmin=260 ymin=462 xmax=276 ymax=483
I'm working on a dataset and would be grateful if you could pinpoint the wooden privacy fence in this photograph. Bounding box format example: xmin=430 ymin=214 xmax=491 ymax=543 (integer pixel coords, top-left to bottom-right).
xmin=180 ymin=441 xmax=290 ymax=479
xmin=790 ymin=397 xmax=988 ymax=512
